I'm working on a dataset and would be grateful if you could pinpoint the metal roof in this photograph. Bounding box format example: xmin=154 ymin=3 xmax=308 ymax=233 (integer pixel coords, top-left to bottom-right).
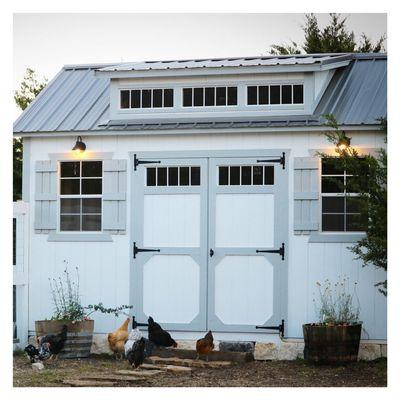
xmin=96 ymin=53 xmax=352 ymax=73
xmin=13 ymin=53 xmax=386 ymax=135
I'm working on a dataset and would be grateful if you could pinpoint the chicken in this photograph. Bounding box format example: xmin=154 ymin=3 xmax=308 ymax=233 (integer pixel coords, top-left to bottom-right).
xmin=108 ymin=317 xmax=130 ymax=359
xmin=37 ymin=324 xmax=68 ymax=361
xmin=126 ymin=337 xmax=146 ymax=369
xmin=124 ymin=318 xmax=143 ymax=356
xmin=196 ymin=330 xmax=214 ymax=361
xmin=24 ymin=344 xmax=40 ymax=363
xmin=147 ymin=316 xmax=177 ymax=348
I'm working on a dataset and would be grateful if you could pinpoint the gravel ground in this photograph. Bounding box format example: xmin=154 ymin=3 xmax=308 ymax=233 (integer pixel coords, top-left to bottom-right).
xmin=13 ymin=353 xmax=387 ymax=387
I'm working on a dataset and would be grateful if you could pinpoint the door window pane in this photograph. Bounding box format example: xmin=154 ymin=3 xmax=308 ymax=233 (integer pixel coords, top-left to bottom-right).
xmin=120 ymin=90 xmax=130 ymax=108
xmin=241 ymin=166 xmax=251 ymax=185
xmin=82 ymin=179 xmax=102 ymax=194
xmin=152 ymin=89 xmax=162 ymax=108
xmin=82 ymin=161 xmax=102 ymax=177
xmin=259 ymin=86 xmax=269 ymax=105
xmin=147 ymin=168 xmax=156 ymax=186
xmin=142 ymin=89 xmax=152 ymax=108
xmin=164 ymin=89 xmax=174 ymax=107
xmin=227 ymin=87 xmax=237 ymax=105
xmin=219 ymin=166 xmax=228 ymax=185
xmin=183 ymin=88 xmax=192 ymax=107
xmin=61 ymin=162 xmax=80 ymax=177
xmin=131 ymin=90 xmax=141 ymax=108
xmin=82 ymin=198 xmax=101 ymax=214
xmin=229 ymin=166 xmax=240 ymax=185
xmin=180 ymin=167 xmax=189 ymax=185
xmin=60 ymin=215 xmax=80 ymax=231
xmin=247 ymin=86 xmax=257 ymax=105
xmin=282 ymin=85 xmax=292 ymax=104
xmin=61 ymin=198 xmax=81 ymax=214
xmin=216 ymin=87 xmax=226 ymax=106
xmin=205 ymin=87 xmax=215 ymax=106
xmin=157 ymin=168 xmax=167 ymax=186
xmin=270 ymin=85 xmax=280 ymax=104
xmin=264 ymin=166 xmax=274 ymax=185
xmin=82 ymin=215 xmax=101 ymax=231
xmin=191 ymin=167 xmax=200 ymax=186
xmin=61 ymin=179 xmax=80 ymax=195
xmin=168 ymin=167 xmax=178 ymax=186
xmin=253 ymin=166 xmax=263 ymax=185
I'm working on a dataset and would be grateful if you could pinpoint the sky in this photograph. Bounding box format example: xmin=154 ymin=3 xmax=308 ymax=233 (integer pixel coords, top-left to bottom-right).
xmin=13 ymin=13 xmax=387 ymax=119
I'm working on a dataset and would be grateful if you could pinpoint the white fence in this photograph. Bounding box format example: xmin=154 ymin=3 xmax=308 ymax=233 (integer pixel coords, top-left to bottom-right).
xmin=13 ymin=201 xmax=29 ymax=348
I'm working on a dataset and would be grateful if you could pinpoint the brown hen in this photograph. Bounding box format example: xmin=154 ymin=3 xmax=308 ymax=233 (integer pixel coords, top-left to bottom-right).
xmin=196 ymin=330 xmax=214 ymax=361
xmin=108 ymin=317 xmax=130 ymax=359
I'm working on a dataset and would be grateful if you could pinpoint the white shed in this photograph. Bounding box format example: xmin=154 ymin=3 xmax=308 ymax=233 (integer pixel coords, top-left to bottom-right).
xmin=13 ymin=53 xmax=387 ymax=357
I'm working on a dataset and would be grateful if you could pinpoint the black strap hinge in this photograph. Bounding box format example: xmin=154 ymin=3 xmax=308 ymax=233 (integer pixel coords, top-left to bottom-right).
xmin=257 ymin=152 xmax=286 ymax=169
xmin=133 ymin=242 xmax=160 ymax=258
xmin=256 ymin=243 xmax=285 ymax=261
xmin=256 ymin=319 xmax=285 ymax=338
xmin=134 ymin=154 xmax=161 ymax=171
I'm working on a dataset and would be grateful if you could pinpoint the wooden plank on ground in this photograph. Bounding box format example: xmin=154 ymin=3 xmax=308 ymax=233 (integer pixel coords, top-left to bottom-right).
xmin=116 ymin=369 xmax=163 ymax=377
xmin=63 ymin=379 xmax=117 ymax=387
xmin=147 ymin=356 xmax=232 ymax=369
xmin=80 ymin=375 xmax=147 ymax=382
xmin=140 ymin=363 xmax=192 ymax=374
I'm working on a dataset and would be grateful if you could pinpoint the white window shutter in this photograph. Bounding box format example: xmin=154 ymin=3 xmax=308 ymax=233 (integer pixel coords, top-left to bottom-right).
xmin=294 ymin=157 xmax=320 ymax=234
xmin=103 ymin=159 xmax=127 ymax=233
xmin=34 ymin=160 xmax=58 ymax=232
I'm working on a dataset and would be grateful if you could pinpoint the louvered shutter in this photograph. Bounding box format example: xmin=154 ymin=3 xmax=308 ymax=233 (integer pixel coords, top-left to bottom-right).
xmin=294 ymin=157 xmax=320 ymax=234
xmin=102 ymin=159 xmax=127 ymax=234
xmin=34 ymin=160 xmax=58 ymax=232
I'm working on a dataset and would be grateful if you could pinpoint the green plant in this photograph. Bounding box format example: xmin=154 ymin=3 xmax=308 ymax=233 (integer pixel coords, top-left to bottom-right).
xmin=49 ymin=261 xmax=132 ymax=322
xmin=313 ymin=277 xmax=361 ymax=325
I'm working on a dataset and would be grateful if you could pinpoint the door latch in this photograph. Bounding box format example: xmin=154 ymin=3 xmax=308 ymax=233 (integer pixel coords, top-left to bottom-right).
xmin=256 ymin=243 xmax=285 ymax=260
xmin=133 ymin=242 xmax=161 ymax=258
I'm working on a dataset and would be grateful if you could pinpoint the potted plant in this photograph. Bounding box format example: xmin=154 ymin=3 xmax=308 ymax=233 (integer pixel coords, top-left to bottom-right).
xmin=35 ymin=262 xmax=132 ymax=359
xmin=303 ymin=277 xmax=362 ymax=364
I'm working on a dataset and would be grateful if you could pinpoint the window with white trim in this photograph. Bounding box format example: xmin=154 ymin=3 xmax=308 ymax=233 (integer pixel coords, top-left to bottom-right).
xmin=321 ymin=158 xmax=366 ymax=232
xmin=120 ymin=88 xmax=174 ymax=109
xmin=182 ymin=87 xmax=238 ymax=107
xmin=59 ymin=161 xmax=102 ymax=231
xmin=247 ymin=84 xmax=303 ymax=105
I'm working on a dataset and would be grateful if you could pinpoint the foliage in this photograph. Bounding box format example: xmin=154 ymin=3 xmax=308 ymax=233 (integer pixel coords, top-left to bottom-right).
xmin=321 ymin=115 xmax=387 ymax=295
xmin=270 ymin=13 xmax=386 ymax=55
xmin=13 ymin=69 xmax=48 ymax=201
xmin=49 ymin=261 xmax=133 ymax=322
xmin=313 ymin=278 xmax=360 ymax=325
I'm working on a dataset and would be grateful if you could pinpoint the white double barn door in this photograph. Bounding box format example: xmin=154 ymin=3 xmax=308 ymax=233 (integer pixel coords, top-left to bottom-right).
xmin=132 ymin=153 xmax=288 ymax=332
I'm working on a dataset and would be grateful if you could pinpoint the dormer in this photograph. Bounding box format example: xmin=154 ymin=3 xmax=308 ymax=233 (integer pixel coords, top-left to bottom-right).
xmin=95 ymin=54 xmax=352 ymax=122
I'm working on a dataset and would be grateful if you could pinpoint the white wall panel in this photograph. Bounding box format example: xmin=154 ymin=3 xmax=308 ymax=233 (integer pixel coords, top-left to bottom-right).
xmin=215 ymin=193 xmax=274 ymax=248
xmin=144 ymin=194 xmax=200 ymax=247
xmin=215 ymin=256 xmax=273 ymax=325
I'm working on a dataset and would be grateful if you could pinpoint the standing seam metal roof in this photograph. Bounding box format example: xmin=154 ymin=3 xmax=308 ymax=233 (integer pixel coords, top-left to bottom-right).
xmin=13 ymin=54 xmax=386 ymax=134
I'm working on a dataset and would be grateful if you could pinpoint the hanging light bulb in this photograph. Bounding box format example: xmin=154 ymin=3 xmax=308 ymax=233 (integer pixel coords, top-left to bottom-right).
xmin=72 ymin=136 xmax=86 ymax=154
xmin=337 ymin=135 xmax=351 ymax=151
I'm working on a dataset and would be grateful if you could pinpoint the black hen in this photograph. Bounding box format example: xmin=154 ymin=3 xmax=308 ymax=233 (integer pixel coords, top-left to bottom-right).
xmin=24 ymin=344 xmax=40 ymax=363
xmin=37 ymin=324 xmax=68 ymax=360
xmin=126 ymin=337 xmax=146 ymax=369
xmin=147 ymin=316 xmax=177 ymax=348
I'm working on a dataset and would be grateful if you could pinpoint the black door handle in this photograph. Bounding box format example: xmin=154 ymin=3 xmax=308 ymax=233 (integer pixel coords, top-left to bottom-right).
xmin=133 ymin=242 xmax=160 ymax=259
xmin=256 ymin=243 xmax=285 ymax=260
xmin=209 ymin=248 xmax=214 ymax=257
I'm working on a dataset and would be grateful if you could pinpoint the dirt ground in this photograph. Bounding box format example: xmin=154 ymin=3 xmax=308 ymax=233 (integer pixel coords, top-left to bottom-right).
xmin=13 ymin=353 xmax=387 ymax=387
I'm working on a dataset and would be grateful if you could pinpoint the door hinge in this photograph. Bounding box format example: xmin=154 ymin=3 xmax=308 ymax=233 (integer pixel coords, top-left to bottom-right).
xmin=134 ymin=154 xmax=161 ymax=171
xmin=257 ymin=152 xmax=286 ymax=169
xmin=131 ymin=316 xmax=149 ymax=328
xmin=209 ymin=248 xmax=214 ymax=257
xmin=256 ymin=319 xmax=285 ymax=338
xmin=256 ymin=243 xmax=285 ymax=261
xmin=133 ymin=242 xmax=160 ymax=259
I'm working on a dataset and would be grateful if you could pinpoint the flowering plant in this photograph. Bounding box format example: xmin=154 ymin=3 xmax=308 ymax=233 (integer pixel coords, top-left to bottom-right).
xmin=49 ymin=261 xmax=132 ymax=322
xmin=313 ymin=277 xmax=361 ymax=325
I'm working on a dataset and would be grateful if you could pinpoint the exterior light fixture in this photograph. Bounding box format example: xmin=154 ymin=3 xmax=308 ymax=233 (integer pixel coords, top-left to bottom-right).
xmin=337 ymin=135 xmax=351 ymax=151
xmin=72 ymin=136 xmax=86 ymax=153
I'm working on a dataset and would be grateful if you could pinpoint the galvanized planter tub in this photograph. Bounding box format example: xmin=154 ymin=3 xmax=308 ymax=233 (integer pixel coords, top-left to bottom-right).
xmin=303 ymin=323 xmax=362 ymax=364
xmin=35 ymin=320 xmax=94 ymax=359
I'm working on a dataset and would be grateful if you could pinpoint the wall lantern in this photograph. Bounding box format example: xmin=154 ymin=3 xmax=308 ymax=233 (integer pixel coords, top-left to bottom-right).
xmin=72 ymin=136 xmax=86 ymax=154
xmin=336 ymin=135 xmax=351 ymax=151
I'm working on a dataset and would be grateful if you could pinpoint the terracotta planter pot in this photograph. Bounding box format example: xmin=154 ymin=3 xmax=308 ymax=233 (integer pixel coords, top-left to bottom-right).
xmin=35 ymin=320 xmax=94 ymax=359
xmin=303 ymin=323 xmax=362 ymax=364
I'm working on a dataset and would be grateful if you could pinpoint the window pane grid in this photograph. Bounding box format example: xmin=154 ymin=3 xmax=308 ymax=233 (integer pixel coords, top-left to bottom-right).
xmin=247 ymin=84 xmax=304 ymax=105
xmin=182 ymin=86 xmax=237 ymax=107
xmin=218 ymin=165 xmax=274 ymax=186
xmin=120 ymin=88 xmax=174 ymax=109
xmin=146 ymin=166 xmax=201 ymax=186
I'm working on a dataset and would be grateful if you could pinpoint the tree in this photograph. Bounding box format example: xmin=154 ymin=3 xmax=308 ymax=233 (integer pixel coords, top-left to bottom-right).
xmin=13 ymin=69 xmax=47 ymax=201
xmin=322 ymin=115 xmax=387 ymax=295
xmin=270 ymin=13 xmax=386 ymax=55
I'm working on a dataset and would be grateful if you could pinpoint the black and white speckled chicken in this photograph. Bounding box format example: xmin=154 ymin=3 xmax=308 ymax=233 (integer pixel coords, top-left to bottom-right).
xmin=37 ymin=324 xmax=68 ymax=360
xmin=24 ymin=344 xmax=40 ymax=363
xmin=126 ymin=337 xmax=146 ymax=369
